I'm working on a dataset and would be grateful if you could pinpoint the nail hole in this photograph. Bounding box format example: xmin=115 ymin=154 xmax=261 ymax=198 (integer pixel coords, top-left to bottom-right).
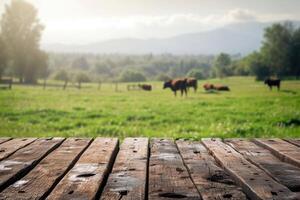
xmin=77 ymin=173 xmax=95 ymax=178
xmin=68 ymin=190 xmax=74 ymax=195
xmin=18 ymin=190 xmax=25 ymax=193
xmin=119 ymin=190 xmax=128 ymax=196
xmin=223 ymin=194 xmax=232 ymax=198
xmin=159 ymin=193 xmax=187 ymax=198
xmin=271 ymin=191 xmax=277 ymax=196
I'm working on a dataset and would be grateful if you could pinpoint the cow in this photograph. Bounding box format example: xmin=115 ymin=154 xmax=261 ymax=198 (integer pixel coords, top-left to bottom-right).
xmin=203 ymin=83 xmax=214 ymax=91
xmin=163 ymin=79 xmax=188 ymax=97
xmin=264 ymin=78 xmax=281 ymax=91
xmin=214 ymin=85 xmax=230 ymax=91
xmin=203 ymin=83 xmax=230 ymax=91
xmin=138 ymin=84 xmax=152 ymax=91
xmin=186 ymin=78 xmax=198 ymax=92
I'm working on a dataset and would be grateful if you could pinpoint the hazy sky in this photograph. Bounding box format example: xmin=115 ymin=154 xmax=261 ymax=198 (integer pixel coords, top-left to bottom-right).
xmin=1 ymin=0 xmax=300 ymax=44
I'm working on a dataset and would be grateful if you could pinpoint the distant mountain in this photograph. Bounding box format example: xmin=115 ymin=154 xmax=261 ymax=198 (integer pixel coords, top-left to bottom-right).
xmin=42 ymin=21 xmax=300 ymax=55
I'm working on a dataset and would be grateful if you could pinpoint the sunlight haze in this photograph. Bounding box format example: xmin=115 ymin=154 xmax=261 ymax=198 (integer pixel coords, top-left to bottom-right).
xmin=1 ymin=0 xmax=300 ymax=44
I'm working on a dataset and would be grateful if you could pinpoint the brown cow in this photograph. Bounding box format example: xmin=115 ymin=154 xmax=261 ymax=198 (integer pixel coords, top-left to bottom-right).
xmin=187 ymin=78 xmax=198 ymax=92
xmin=138 ymin=84 xmax=152 ymax=91
xmin=163 ymin=79 xmax=188 ymax=97
xmin=203 ymin=83 xmax=214 ymax=91
xmin=203 ymin=83 xmax=230 ymax=91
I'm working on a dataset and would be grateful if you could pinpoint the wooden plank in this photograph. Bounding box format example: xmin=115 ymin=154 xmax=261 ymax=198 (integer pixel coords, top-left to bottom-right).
xmin=0 ymin=138 xmax=64 ymax=192
xmin=0 ymin=138 xmax=36 ymax=161
xmin=254 ymin=139 xmax=300 ymax=168
xmin=47 ymin=138 xmax=119 ymax=200
xmin=100 ymin=138 xmax=148 ymax=200
xmin=226 ymin=139 xmax=300 ymax=192
xmin=148 ymin=139 xmax=200 ymax=200
xmin=0 ymin=138 xmax=12 ymax=145
xmin=0 ymin=138 xmax=91 ymax=200
xmin=202 ymin=138 xmax=298 ymax=200
xmin=284 ymin=139 xmax=300 ymax=148
xmin=176 ymin=140 xmax=247 ymax=199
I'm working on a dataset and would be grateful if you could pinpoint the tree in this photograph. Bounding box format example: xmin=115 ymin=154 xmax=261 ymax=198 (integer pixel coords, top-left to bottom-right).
xmin=291 ymin=27 xmax=300 ymax=78
xmin=156 ymin=73 xmax=171 ymax=81
xmin=0 ymin=35 xmax=7 ymax=80
xmin=213 ymin=53 xmax=232 ymax=78
xmin=53 ymin=69 xmax=69 ymax=89
xmin=246 ymin=52 xmax=270 ymax=80
xmin=119 ymin=70 xmax=146 ymax=82
xmin=75 ymin=72 xmax=90 ymax=89
xmin=1 ymin=0 xmax=46 ymax=84
xmin=186 ymin=68 xmax=205 ymax=80
xmin=260 ymin=22 xmax=294 ymax=77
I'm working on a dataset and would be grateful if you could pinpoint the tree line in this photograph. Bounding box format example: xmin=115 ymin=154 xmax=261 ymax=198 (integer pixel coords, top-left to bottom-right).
xmin=0 ymin=0 xmax=299 ymax=85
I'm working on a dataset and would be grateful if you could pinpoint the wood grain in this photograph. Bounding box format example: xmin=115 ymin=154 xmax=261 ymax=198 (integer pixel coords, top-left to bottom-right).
xmin=101 ymin=138 xmax=148 ymax=200
xmin=176 ymin=140 xmax=247 ymax=200
xmin=0 ymin=138 xmax=36 ymax=161
xmin=0 ymin=138 xmax=64 ymax=192
xmin=226 ymin=139 xmax=300 ymax=192
xmin=283 ymin=139 xmax=300 ymax=148
xmin=254 ymin=139 xmax=300 ymax=168
xmin=47 ymin=138 xmax=119 ymax=200
xmin=149 ymin=139 xmax=200 ymax=200
xmin=202 ymin=138 xmax=298 ymax=200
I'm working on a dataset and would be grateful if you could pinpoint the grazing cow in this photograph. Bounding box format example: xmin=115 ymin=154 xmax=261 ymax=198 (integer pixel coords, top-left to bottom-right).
xmin=264 ymin=78 xmax=281 ymax=91
xmin=163 ymin=79 xmax=188 ymax=97
xmin=187 ymin=78 xmax=198 ymax=92
xmin=138 ymin=84 xmax=152 ymax=91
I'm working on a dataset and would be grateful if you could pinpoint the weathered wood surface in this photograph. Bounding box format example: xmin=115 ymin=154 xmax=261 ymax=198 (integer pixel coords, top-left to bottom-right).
xmin=284 ymin=139 xmax=300 ymax=147
xmin=47 ymin=138 xmax=118 ymax=200
xmin=149 ymin=139 xmax=200 ymax=200
xmin=0 ymin=138 xmax=91 ymax=200
xmin=100 ymin=138 xmax=148 ymax=200
xmin=254 ymin=139 xmax=300 ymax=168
xmin=0 ymin=137 xmax=299 ymax=199
xmin=0 ymin=138 xmax=36 ymax=161
xmin=0 ymin=138 xmax=11 ymax=145
xmin=226 ymin=139 xmax=300 ymax=192
xmin=176 ymin=140 xmax=247 ymax=200
xmin=202 ymin=138 xmax=298 ymax=200
xmin=0 ymin=138 xmax=64 ymax=192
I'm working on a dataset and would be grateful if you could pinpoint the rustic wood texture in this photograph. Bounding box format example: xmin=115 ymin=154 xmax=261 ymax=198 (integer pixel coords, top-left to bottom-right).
xmin=149 ymin=139 xmax=200 ymax=200
xmin=0 ymin=138 xmax=36 ymax=161
xmin=0 ymin=138 xmax=64 ymax=192
xmin=284 ymin=139 xmax=300 ymax=147
xmin=0 ymin=138 xmax=91 ymax=200
xmin=226 ymin=139 xmax=300 ymax=192
xmin=100 ymin=138 xmax=148 ymax=200
xmin=47 ymin=138 xmax=119 ymax=200
xmin=0 ymin=138 xmax=11 ymax=145
xmin=254 ymin=139 xmax=300 ymax=168
xmin=202 ymin=138 xmax=298 ymax=200
xmin=176 ymin=140 xmax=247 ymax=200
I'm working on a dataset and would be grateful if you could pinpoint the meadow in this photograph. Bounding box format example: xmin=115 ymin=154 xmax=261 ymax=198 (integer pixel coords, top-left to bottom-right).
xmin=0 ymin=77 xmax=299 ymax=139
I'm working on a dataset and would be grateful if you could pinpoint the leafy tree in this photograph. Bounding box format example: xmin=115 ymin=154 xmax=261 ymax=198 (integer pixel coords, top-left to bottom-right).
xmin=119 ymin=70 xmax=146 ymax=82
xmin=261 ymin=22 xmax=294 ymax=76
xmin=213 ymin=53 xmax=232 ymax=78
xmin=187 ymin=68 xmax=205 ymax=80
xmin=291 ymin=27 xmax=300 ymax=78
xmin=0 ymin=35 xmax=7 ymax=80
xmin=53 ymin=69 xmax=69 ymax=90
xmin=1 ymin=0 xmax=46 ymax=83
xmin=75 ymin=72 xmax=90 ymax=89
xmin=246 ymin=52 xmax=270 ymax=80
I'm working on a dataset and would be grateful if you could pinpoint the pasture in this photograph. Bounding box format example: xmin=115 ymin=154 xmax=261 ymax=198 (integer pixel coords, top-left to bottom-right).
xmin=0 ymin=77 xmax=299 ymax=139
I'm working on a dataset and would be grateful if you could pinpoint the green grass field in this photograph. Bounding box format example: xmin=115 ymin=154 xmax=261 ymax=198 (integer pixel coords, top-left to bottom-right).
xmin=0 ymin=77 xmax=299 ymax=139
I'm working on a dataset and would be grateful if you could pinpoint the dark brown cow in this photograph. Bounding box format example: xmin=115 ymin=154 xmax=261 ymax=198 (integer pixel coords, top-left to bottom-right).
xmin=264 ymin=78 xmax=281 ymax=91
xmin=214 ymin=85 xmax=230 ymax=91
xmin=203 ymin=83 xmax=230 ymax=91
xmin=163 ymin=79 xmax=188 ymax=97
xmin=138 ymin=84 xmax=152 ymax=91
xmin=186 ymin=78 xmax=198 ymax=92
